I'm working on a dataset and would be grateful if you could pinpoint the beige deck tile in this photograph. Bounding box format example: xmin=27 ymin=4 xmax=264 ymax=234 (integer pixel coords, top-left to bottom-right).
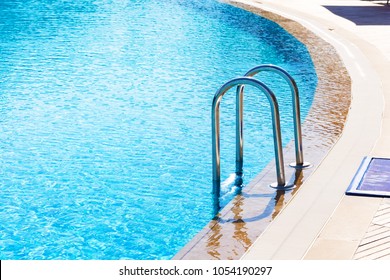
xmin=304 ymin=239 xmax=359 ymax=260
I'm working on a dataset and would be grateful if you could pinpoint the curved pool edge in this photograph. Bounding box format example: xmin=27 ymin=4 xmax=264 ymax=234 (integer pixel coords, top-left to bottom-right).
xmin=174 ymin=0 xmax=356 ymax=260
xmin=241 ymin=0 xmax=389 ymax=260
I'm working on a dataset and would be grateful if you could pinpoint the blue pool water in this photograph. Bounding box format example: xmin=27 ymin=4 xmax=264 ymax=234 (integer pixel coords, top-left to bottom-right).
xmin=0 ymin=0 xmax=317 ymax=259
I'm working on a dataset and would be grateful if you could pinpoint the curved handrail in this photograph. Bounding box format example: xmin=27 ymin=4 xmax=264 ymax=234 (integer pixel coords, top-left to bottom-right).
xmin=238 ymin=64 xmax=311 ymax=170
xmin=212 ymin=77 xmax=288 ymax=212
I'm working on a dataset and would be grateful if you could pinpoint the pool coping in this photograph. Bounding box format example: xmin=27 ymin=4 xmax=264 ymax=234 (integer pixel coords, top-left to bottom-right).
xmin=174 ymin=0 xmax=355 ymax=260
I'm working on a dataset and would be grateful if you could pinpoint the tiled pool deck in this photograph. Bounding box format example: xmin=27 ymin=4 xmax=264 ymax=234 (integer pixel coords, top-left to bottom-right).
xmin=175 ymin=0 xmax=390 ymax=260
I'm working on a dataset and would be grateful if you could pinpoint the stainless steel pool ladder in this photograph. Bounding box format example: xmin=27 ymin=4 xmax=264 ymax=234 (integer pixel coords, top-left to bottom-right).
xmin=211 ymin=65 xmax=311 ymax=211
xmin=241 ymin=65 xmax=311 ymax=170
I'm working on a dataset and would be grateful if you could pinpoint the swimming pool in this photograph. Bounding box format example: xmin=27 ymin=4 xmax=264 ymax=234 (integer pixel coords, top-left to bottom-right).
xmin=0 ymin=0 xmax=317 ymax=259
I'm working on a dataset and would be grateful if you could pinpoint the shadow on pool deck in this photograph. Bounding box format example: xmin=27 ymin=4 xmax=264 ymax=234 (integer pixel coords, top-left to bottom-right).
xmin=323 ymin=4 xmax=390 ymax=25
